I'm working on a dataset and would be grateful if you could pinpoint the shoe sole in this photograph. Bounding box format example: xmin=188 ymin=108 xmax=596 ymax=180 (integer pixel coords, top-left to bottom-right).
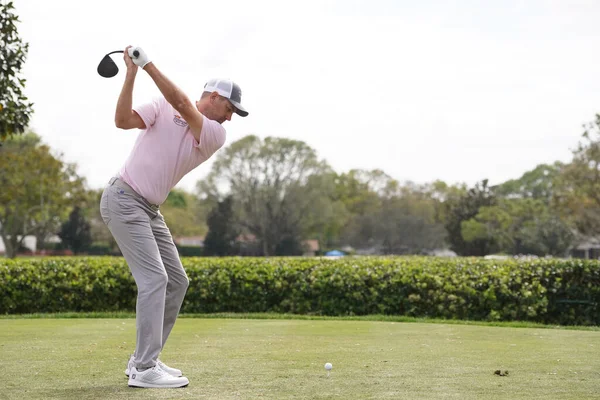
xmin=128 ymin=382 xmax=189 ymax=388
xmin=125 ymin=371 xmax=183 ymax=378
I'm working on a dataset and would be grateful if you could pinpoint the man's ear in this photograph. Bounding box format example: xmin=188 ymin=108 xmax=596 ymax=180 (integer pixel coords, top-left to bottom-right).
xmin=210 ymin=91 xmax=220 ymax=102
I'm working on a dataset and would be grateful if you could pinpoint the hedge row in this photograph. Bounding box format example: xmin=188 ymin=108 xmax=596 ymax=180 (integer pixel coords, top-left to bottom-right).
xmin=1 ymin=257 xmax=599 ymax=325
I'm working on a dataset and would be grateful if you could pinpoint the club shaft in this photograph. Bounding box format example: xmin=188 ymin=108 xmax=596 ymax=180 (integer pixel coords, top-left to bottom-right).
xmin=106 ymin=50 xmax=139 ymax=57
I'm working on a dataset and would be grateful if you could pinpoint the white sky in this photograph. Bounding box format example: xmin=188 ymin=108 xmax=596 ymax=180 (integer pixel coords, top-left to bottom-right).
xmin=12 ymin=0 xmax=600 ymax=193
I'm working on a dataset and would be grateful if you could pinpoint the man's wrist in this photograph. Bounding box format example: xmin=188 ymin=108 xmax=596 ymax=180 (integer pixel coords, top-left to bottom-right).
xmin=126 ymin=68 xmax=137 ymax=78
xmin=143 ymin=62 xmax=155 ymax=73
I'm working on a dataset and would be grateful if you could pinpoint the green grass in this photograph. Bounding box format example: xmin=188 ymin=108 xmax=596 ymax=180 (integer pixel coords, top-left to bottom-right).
xmin=2 ymin=312 xmax=599 ymax=331
xmin=1 ymin=318 xmax=599 ymax=400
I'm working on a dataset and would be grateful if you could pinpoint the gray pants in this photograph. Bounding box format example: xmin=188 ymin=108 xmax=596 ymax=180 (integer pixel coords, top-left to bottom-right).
xmin=100 ymin=177 xmax=189 ymax=369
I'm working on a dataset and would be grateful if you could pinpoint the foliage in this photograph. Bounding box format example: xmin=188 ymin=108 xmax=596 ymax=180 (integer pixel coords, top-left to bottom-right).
xmin=76 ymin=188 xmax=208 ymax=255
xmin=80 ymin=189 xmax=119 ymax=254
xmin=0 ymin=133 xmax=86 ymax=257
xmin=494 ymin=163 xmax=563 ymax=203
xmin=445 ymin=180 xmax=497 ymax=256
xmin=334 ymin=172 xmax=448 ymax=253
xmin=58 ymin=206 xmax=92 ymax=254
xmin=554 ymin=115 xmax=600 ymax=236
xmin=160 ymin=189 xmax=208 ymax=237
xmin=462 ymin=199 xmax=574 ymax=256
xmin=1 ymin=256 xmax=599 ymax=326
xmin=165 ymin=190 xmax=187 ymax=208
xmin=176 ymin=245 xmax=203 ymax=257
xmin=203 ymin=196 xmax=239 ymax=256
xmin=199 ymin=136 xmax=331 ymax=255
xmin=0 ymin=1 xmax=34 ymax=143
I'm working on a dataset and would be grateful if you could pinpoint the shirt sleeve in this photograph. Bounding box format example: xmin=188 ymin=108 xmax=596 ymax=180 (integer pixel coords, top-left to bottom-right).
xmin=133 ymin=97 xmax=162 ymax=129
xmin=195 ymin=116 xmax=227 ymax=156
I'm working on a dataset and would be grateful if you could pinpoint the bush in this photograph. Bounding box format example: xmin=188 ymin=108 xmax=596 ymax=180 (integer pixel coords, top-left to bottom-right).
xmin=0 ymin=257 xmax=136 ymax=313
xmin=177 ymin=246 xmax=203 ymax=257
xmin=0 ymin=256 xmax=599 ymax=325
xmin=86 ymin=245 xmax=112 ymax=256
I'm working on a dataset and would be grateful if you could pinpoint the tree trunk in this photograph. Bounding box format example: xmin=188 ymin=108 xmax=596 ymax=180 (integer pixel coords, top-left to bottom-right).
xmin=2 ymin=233 xmax=16 ymax=258
xmin=36 ymin=233 xmax=46 ymax=252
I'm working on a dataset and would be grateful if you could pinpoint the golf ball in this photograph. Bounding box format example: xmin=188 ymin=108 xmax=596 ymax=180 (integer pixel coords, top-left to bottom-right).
xmin=325 ymin=363 xmax=333 ymax=371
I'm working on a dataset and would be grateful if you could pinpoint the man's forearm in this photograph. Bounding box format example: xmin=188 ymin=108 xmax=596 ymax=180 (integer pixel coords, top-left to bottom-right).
xmin=141 ymin=61 xmax=204 ymax=139
xmin=115 ymin=70 xmax=136 ymax=125
xmin=143 ymin=63 xmax=193 ymax=111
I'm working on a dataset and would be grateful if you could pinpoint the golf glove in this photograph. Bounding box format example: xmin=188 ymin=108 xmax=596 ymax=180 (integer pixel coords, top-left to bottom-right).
xmin=128 ymin=47 xmax=151 ymax=68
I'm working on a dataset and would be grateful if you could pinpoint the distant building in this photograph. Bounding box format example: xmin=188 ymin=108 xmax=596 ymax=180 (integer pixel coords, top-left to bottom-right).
xmin=236 ymin=233 xmax=257 ymax=243
xmin=430 ymin=248 xmax=458 ymax=257
xmin=0 ymin=235 xmax=61 ymax=255
xmin=302 ymin=239 xmax=320 ymax=256
xmin=570 ymin=236 xmax=600 ymax=259
xmin=0 ymin=235 xmax=36 ymax=254
xmin=174 ymin=236 xmax=205 ymax=247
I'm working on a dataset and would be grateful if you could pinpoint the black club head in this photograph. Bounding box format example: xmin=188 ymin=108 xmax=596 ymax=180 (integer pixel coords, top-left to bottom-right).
xmin=97 ymin=54 xmax=119 ymax=78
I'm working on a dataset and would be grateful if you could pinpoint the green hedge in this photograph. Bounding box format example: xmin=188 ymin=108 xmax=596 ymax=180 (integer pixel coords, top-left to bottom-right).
xmin=176 ymin=246 xmax=203 ymax=257
xmin=1 ymin=257 xmax=599 ymax=325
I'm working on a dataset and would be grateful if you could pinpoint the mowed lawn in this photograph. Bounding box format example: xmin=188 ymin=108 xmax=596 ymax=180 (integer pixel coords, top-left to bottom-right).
xmin=0 ymin=318 xmax=599 ymax=400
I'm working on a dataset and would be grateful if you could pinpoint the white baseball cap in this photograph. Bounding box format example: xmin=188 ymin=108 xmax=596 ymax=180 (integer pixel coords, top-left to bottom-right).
xmin=203 ymin=79 xmax=248 ymax=117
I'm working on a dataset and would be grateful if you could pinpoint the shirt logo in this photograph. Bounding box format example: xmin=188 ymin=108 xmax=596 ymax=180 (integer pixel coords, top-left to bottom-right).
xmin=173 ymin=114 xmax=188 ymax=127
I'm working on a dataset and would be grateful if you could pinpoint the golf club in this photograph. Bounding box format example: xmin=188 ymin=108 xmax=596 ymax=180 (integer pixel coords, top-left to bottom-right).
xmin=97 ymin=49 xmax=139 ymax=78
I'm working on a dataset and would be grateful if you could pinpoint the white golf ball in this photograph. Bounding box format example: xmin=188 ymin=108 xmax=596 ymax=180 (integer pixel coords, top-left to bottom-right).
xmin=325 ymin=363 xmax=333 ymax=371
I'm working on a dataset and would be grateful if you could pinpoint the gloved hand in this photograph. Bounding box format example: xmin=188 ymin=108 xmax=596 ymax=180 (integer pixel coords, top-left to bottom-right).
xmin=127 ymin=46 xmax=151 ymax=69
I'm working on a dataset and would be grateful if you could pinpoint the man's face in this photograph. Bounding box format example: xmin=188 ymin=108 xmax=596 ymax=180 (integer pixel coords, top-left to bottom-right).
xmin=211 ymin=94 xmax=235 ymax=124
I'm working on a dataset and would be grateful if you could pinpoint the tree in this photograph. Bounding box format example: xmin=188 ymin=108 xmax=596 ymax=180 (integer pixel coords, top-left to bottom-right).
xmin=494 ymin=163 xmax=563 ymax=204
xmin=518 ymin=212 xmax=573 ymax=256
xmin=203 ymin=196 xmax=239 ymax=256
xmin=554 ymin=115 xmax=600 ymax=235
xmin=461 ymin=198 xmax=573 ymax=256
xmin=198 ymin=135 xmax=331 ymax=256
xmin=334 ymin=175 xmax=448 ymax=254
xmin=375 ymin=212 xmax=446 ymax=255
xmin=334 ymin=169 xmax=388 ymax=216
xmin=347 ymin=181 xmax=447 ymax=254
xmin=423 ymin=180 xmax=468 ymax=226
xmin=80 ymin=188 xmax=119 ymax=254
xmin=58 ymin=206 xmax=92 ymax=254
xmin=377 ymin=184 xmax=447 ymax=254
xmin=455 ymin=162 xmax=573 ymax=256
xmin=0 ymin=133 xmax=86 ymax=257
xmin=160 ymin=189 xmax=208 ymax=238
xmin=0 ymin=1 xmax=34 ymax=143
xmin=334 ymin=170 xmax=388 ymax=249
xmin=165 ymin=190 xmax=187 ymax=208
xmin=445 ymin=179 xmax=497 ymax=256
xmin=301 ymin=172 xmax=350 ymax=250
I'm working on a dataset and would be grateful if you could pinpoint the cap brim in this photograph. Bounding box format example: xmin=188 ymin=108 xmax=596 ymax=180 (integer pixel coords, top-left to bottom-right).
xmin=229 ymin=100 xmax=249 ymax=117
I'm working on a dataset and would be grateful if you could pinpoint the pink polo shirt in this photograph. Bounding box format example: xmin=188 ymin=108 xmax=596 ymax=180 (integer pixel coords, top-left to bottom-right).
xmin=119 ymin=96 xmax=226 ymax=205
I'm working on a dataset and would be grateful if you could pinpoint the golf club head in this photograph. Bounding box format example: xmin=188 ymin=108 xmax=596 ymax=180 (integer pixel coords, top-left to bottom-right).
xmin=97 ymin=49 xmax=141 ymax=78
xmin=97 ymin=54 xmax=119 ymax=78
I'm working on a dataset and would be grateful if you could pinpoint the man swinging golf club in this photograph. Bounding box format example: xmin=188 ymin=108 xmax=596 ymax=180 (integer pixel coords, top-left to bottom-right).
xmin=100 ymin=45 xmax=248 ymax=388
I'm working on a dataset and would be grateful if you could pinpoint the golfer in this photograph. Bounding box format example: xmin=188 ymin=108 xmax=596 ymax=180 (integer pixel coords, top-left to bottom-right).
xmin=100 ymin=45 xmax=248 ymax=388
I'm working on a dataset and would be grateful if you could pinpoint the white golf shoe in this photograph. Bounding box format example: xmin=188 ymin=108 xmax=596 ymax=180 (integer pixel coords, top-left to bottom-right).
xmin=128 ymin=365 xmax=189 ymax=388
xmin=124 ymin=355 xmax=135 ymax=377
xmin=157 ymin=359 xmax=183 ymax=377
xmin=125 ymin=355 xmax=183 ymax=377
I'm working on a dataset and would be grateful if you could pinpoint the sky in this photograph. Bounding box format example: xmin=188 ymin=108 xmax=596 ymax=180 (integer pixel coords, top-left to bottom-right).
xmin=11 ymin=0 xmax=600 ymax=193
